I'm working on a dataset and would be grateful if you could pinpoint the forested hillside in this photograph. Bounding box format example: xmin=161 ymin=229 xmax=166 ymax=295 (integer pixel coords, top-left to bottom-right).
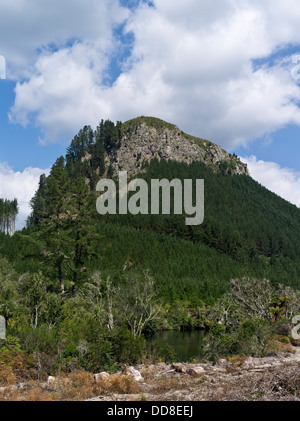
xmin=23 ymin=117 xmax=300 ymax=293
xmin=1 ymin=117 xmax=300 ymax=381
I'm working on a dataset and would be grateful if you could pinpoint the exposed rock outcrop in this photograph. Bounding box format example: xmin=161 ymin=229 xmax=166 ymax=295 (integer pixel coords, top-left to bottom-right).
xmin=103 ymin=117 xmax=249 ymax=177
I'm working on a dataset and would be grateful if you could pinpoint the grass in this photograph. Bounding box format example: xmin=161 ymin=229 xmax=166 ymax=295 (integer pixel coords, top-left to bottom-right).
xmin=122 ymin=116 xmax=211 ymax=150
xmin=122 ymin=116 xmax=179 ymax=134
xmin=0 ymin=371 xmax=141 ymax=401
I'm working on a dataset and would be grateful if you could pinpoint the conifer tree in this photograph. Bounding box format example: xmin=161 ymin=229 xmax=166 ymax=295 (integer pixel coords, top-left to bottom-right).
xmin=28 ymin=174 xmax=48 ymax=226
xmin=65 ymin=177 xmax=100 ymax=297
xmin=0 ymin=198 xmax=18 ymax=235
xmin=24 ymin=169 xmax=99 ymax=297
xmin=24 ymin=167 xmax=70 ymax=295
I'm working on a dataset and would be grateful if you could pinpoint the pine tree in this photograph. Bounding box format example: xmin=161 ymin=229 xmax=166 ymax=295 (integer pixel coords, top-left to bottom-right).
xmin=0 ymin=198 xmax=19 ymax=235
xmin=24 ymin=170 xmax=100 ymax=297
xmin=24 ymin=167 xmax=71 ymax=295
xmin=65 ymin=177 xmax=100 ymax=297
xmin=28 ymin=174 xmax=48 ymax=226
xmin=92 ymin=121 xmax=106 ymax=176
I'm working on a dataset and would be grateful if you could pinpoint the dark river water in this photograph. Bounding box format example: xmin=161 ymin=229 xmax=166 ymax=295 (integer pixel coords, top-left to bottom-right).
xmin=148 ymin=330 xmax=206 ymax=362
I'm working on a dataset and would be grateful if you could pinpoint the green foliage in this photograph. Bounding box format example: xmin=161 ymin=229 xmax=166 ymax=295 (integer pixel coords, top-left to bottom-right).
xmin=0 ymin=258 xmax=19 ymax=321
xmin=203 ymin=318 xmax=271 ymax=362
xmin=27 ymin=119 xmax=300 ymax=297
xmin=20 ymin=169 xmax=101 ymax=297
xmin=157 ymin=344 xmax=177 ymax=364
xmin=122 ymin=116 xmax=178 ymax=134
xmin=0 ymin=198 xmax=18 ymax=235
xmin=2 ymin=117 xmax=300 ymax=372
xmin=98 ymin=158 xmax=300 ymax=291
xmin=27 ymin=174 xmax=48 ymax=226
xmin=108 ymin=326 xmax=145 ymax=365
xmin=0 ymin=336 xmax=22 ymax=357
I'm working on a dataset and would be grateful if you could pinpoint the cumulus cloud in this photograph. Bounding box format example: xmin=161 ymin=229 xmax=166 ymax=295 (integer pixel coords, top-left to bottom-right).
xmin=0 ymin=163 xmax=49 ymax=230
xmin=5 ymin=0 xmax=300 ymax=149
xmin=0 ymin=0 xmax=129 ymax=80
xmin=9 ymin=42 xmax=111 ymax=142
xmin=242 ymin=156 xmax=300 ymax=207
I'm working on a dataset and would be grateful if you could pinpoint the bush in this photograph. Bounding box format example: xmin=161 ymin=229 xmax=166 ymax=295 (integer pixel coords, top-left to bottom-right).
xmin=204 ymin=318 xmax=272 ymax=362
xmin=60 ymin=371 xmax=96 ymax=400
xmin=109 ymin=327 xmax=145 ymax=366
xmin=108 ymin=374 xmax=140 ymax=394
xmin=0 ymin=362 xmax=16 ymax=386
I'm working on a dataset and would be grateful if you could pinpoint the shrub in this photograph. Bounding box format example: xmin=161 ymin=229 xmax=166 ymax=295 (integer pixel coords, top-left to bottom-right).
xmin=105 ymin=374 xmax=140 ymax=395
xmin=60 ymin=371 xmax=95 ymax=400
xmin=109 ymin=327 xmax=145 ymax=366
xmin=0 ymin=362 xmax=16 ymax=386
xmin=25 ymin=387 xmax=55 ymax=401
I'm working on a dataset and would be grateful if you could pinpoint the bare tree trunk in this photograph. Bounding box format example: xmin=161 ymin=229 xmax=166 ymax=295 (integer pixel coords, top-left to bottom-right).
xmin=71 ymin=272 xmax=77 ymax=298
xmin=58 ymin=264 xmax=64 ymax=296
xmin=34 ymin=305 xmax=38 ymax=329
xmin=106 ymin=279 xmax=115 ymax=330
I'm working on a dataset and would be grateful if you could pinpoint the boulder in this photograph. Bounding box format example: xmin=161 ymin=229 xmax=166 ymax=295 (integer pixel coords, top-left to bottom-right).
xmin=186 ymin=366 xmax=205 ymax=377
xmin=47 ymin=376 xmax=57 ymax=388
xmin=122 ymin=366 xmax=143 ymax=382
xmin=171 ymin=363 xmax=186 ymax=374
xmin=94 ymin=372 xmax=110 ymax=383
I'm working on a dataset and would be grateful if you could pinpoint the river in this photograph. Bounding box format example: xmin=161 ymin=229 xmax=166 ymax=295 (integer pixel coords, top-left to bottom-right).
xmin=148 ymin=330 xmax=206 ymax=362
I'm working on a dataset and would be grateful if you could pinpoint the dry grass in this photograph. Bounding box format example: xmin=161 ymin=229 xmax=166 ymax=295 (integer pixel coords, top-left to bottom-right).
xmin=100 ymin=374 xmax=141 ymax=395
xmin=0 ymin=362 xmax=17 ymax=386
xmin=59 ymin=371 xmax=96 ymax=401
xmin=290 ymin=337 xmax=300 ymax=347
xmin=0 ymin=369 xmax=142 ymax=402
xmin=267 ymin=339 xmax=296 ymax=355
xmin=25 ymin=387 xmax=56 ymax=402
xmin=0 ymin=387 xmax=20 ymax=401
xmin=241 ymin=367 xmax=300 ymax=401
xmin=226 ymin=355 xmax=247 ymax=367
xmin=150 ymin=376 xmax=193 ymax=394
xmin=273 ymin=335 xmax=291 ymax=344
xmin=56 ymin=372 xmax=140 ymax=400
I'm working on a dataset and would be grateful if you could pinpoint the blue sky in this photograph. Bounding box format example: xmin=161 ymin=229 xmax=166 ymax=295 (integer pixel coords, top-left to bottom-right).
xmin=1 ymin=0 xmax=300 ymax=228
xmin=0 ymin=80 xmax=66 ymax=170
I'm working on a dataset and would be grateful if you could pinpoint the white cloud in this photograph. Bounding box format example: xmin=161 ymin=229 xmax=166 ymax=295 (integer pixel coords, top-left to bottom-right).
xmin=242 ymin=155 xmax=300 ymax=207
xmin=0 ymin=163 xmax=49 ymax=230
xmin=0 ymin=55 xmax=5 ymax=79
xmin=9 ymin=42 xmax=111 ymax=142
xmin=0 ymin=0 xmax=129 ymax=80
xmin=5 ymin=0 xmax=300 ymax=149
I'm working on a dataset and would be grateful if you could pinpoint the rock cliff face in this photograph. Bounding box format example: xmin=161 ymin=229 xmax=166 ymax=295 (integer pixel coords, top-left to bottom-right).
xmin=105 ymin=117 xmax=248 ymax=177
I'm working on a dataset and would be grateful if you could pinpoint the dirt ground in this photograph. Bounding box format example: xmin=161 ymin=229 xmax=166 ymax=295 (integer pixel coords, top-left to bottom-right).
xmin=1 ymin=348 xmax=300 ymax=401
xmin=87 ymin=348 xmax=300 ymax=402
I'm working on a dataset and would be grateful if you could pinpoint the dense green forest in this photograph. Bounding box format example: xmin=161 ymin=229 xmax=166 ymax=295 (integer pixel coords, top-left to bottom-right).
xmin=1 ymin=118 xmax=300 ymax=380
xmin=25 ymin=118 xmax=300 ymax=294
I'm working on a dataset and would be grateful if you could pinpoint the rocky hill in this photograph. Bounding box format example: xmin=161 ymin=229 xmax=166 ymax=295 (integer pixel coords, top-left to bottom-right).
xmin=98 ymin=116 xmax=248 ymax=177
